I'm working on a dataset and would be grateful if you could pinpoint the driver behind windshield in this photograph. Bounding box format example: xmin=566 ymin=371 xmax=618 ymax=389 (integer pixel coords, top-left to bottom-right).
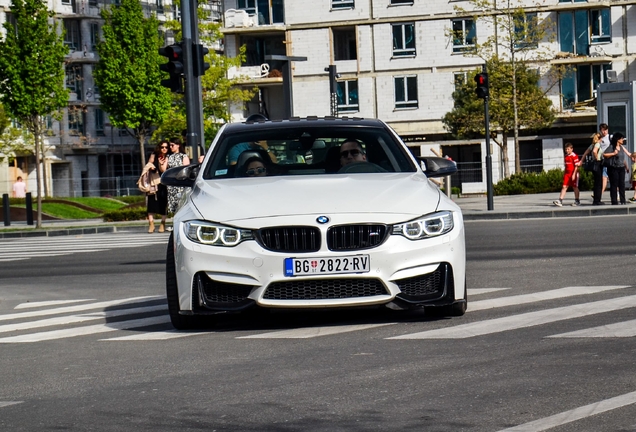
xmin=340 ymin=139 xmax=367 ymax=166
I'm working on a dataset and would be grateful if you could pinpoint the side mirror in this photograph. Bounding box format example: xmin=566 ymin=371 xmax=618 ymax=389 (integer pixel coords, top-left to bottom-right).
xmin=417 ymin=157 xmax=457 ymax=178
xmin=161 ymin=163 xmax=199 ymax=187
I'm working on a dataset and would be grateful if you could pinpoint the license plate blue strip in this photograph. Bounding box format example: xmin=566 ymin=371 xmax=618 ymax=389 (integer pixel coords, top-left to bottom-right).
xmin=284 ymin=258 xmax=294 ymax=276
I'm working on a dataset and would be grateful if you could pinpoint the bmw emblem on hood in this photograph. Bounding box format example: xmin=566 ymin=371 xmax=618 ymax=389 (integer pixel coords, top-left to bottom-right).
xmin=316 ymin=216 xmax=330 ymax=224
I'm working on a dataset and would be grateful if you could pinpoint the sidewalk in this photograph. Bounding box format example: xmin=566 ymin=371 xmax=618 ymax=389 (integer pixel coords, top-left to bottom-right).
xmin=0 ymin=193 xmax=634 ymax=238
xmin=456 ymin=192 xmax=636 ymax=220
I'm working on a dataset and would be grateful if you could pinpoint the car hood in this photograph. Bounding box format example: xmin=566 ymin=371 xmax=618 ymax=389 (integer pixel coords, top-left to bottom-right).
xmin=189 ymin=173 xmax=442 ymax=223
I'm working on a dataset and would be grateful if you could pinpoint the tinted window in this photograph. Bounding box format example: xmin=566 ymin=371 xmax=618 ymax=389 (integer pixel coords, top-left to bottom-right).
xmin=202 ymin=126 xmax=416 ymax=179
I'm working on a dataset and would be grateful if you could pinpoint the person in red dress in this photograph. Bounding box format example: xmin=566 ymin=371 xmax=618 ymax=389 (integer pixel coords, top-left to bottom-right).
xmin=553 ymin=142 xmax=580 ymax=207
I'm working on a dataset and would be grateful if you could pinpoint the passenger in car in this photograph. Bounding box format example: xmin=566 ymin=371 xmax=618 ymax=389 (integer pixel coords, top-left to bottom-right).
xmin=228 ymin=141 xmax=276 ymax=165
xmin=340 ymin=139 xmax=367 ymax=167
xmin=243 ymin=157 xmax=268 ymax=177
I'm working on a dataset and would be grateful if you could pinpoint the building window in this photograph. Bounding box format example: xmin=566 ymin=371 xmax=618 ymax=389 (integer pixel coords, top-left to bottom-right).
xmin=559 ymin=8 xmax=610 ymax=55
xmin=61 ymin=0 xmax=71 ymax=4
xmin=95 ymin=109 xmax=105 ymax=136
xmin=91 ymin=65 xmax=100 ymax=99
xmin=237 ymin=0 xmax=256 ymax=14
xmin=394 ymin=76 xmax=418 ymax=109
xmin=392 ymin=23 xmax=415 ymax=57
xmin=337 ymin=80 xmax=359 ymax=113
xmin=590 ymin=9 xmax=611 ymax=43
xmin=89 ymin=0 xmax=97 ymax=6
xmin=156 ymin=0 xmax=164 ymax=13
xmin=332 ymin=0 xmax=354 ymax=10
xmin=454 ymin=72 xmax=467 ymax=91
xmin=90 ymin=23 xmax=99 ymax=51
xmin=561 ymin=63 xmax=611 ymax=109
xmin=64 ymin=20 xmax=81 ymax=51
xmin=237 ymin=0 xmax=284 ymax=25
xmin=452 ymin=19 xmax=475 ymax=53
xmin=68 ymin=107 xmax=85 ymax=136
xmin=390 ymin=0 xmax=413 ymax=4
xmin=65 ymin=65 xmax=83 ymax=99
xmin=515 ymin=13 xmax=538 ymax=48
xmin=333 ymin=27 xmax=357 ymax=61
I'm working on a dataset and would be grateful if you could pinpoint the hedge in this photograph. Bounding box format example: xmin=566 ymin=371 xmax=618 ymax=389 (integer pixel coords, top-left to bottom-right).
xmin=493 ymin=168 xmax=594 ymax=196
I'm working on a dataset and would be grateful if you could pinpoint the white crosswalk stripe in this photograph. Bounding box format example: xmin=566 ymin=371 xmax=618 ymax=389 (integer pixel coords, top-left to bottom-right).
xmin=0 ymin=285 xmax=634 ymax=343
xmin=0 ymin=232 xmax=169 ymax=262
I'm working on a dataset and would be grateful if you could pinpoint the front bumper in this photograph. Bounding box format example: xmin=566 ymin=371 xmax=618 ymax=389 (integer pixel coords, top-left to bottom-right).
xmin=172 ymin=215 xmax=466 ymax=314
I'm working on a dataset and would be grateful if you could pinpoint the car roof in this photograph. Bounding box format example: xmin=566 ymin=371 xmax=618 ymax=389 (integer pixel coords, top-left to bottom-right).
xmin=221 ymin=117 xmax=388 ymax=133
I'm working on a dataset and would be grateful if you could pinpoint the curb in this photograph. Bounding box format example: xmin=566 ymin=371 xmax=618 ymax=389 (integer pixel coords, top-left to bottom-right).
xmin=0 ymin=224 xmax=151 ymax=239
xmin=463 ymin=206 xmax=636 ymax=221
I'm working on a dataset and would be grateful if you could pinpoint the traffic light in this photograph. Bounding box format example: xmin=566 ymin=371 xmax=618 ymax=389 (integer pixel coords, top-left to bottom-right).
xmin=324 ymin=65 xmax=341 ymax=94
xmin=159 ymin=43 xmax=184 ymax=93
xmin=192 ymin=43 xmax=210 ymax=77
xmin=474 ymin=73 xmax=489 ymax=99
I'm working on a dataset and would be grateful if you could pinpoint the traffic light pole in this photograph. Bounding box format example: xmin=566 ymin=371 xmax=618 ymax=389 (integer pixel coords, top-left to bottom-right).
xmin=484 ymin=95 xmax=494 ymax=211
xmin=181 ymin=0 xmax=203 ymax=163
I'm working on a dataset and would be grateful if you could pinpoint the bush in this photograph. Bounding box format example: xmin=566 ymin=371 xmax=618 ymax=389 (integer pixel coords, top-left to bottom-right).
xmin=494 ymin=168 xmax=593 ymax=196
xmin=102 ymin=208 xmax=148 ymax=222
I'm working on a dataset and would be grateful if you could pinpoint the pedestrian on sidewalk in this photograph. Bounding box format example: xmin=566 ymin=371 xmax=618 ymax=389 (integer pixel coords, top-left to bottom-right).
xmin=577 ymin=132 xmax=604 ymax=204
xmin=630 ymin=153 xmax=636 ymax=203
xmin=146 ymin=141 xmax=169 ymax=232
xmin=553 ymin=142 xmax=580 ymax=207
xmin=603 ymin=132 xmax=628 ymax=205
xmin=12 ymin=176 xmax=26 ymax=198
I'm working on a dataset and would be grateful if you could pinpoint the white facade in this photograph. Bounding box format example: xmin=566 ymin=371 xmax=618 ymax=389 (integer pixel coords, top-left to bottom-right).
xmin=221 ymin=0 xmax=636 ymax=192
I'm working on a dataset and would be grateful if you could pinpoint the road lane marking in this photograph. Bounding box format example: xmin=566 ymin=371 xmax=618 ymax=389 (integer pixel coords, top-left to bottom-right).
xmin=0 ymin=401 xmax=23 ymax=408
xmin=468 ymin=286 xmax=631 ymax=312
xmin=389 ymin=294 xmax=636 ymax=339
xmin=15 ymin=299 xmax=94 ymax=309
xmin=548 ymin=319 xmax=636 ymax=338
xmin=0 ymin=296 xmax=163 ymax=322
xmin=237 ymin=323 xmax=396 ymax=339
xmin=468 ymin=288 xmax=511 ymax=295
xmin=0 ymin=315 xmax=170 ymax=343
xmin=0 ymin=305 xmax=166 ymax=334
xmin=102 ymin=331 xmax=204 ymax=341
xmin=497 ymin=390 xmax=636 ymax=431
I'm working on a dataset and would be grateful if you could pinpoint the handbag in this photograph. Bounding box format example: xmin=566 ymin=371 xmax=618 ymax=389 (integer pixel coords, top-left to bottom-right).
xmin=137 ymin=165 xmax=161 ymax=195
xmin=583 ymin=153 xmax=599 ymax=172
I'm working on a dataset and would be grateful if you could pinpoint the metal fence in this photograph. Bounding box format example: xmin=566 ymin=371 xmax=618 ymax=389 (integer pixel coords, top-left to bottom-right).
xmin=0 ymin=158 xmax=553 ymax=197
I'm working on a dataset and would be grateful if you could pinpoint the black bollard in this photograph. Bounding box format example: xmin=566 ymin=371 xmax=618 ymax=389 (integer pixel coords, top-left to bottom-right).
xmin=2 ymin=193 xmax=9 ymax=226
xmin=26 ymin=192 xmax=33 ymax=225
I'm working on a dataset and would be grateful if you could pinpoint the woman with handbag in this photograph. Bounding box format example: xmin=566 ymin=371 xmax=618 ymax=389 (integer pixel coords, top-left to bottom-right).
xmin=603 ymin=132 xmax=629 ymax=205
xmin=578 ymin=133 xmax=604 ymax=204
xmin=145 ymin=142 xmax=169 ymax=232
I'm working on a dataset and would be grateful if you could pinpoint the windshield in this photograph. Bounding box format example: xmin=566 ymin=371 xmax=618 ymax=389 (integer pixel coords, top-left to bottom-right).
xmin=202 ymin=126 xmax=417 ymax=179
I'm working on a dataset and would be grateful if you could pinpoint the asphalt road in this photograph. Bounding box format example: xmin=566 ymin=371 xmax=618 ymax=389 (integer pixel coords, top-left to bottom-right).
xmin=0 ymin=216 xmax=635 ymax=432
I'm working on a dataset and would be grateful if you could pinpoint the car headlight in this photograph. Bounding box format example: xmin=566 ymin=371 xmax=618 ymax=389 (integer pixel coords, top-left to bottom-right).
xmin=391 ymin=211 xmax=454 ymax=240
xmin=184 ymin=220 xmax=253 ymax=246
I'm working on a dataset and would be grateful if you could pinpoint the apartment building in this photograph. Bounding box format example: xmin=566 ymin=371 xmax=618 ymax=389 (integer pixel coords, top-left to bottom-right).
xmin=0 ymin=0 xmax=221 ymax=197
xmin=220 ymin=0 xmax=636 ymax=190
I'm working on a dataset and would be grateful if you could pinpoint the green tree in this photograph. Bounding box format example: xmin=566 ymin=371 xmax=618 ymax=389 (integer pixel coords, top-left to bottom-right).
xmin=450 ymin=0 xmax=562 ymax=175
xmin=0 ymin=104 xmax=34 ymax=160
xmin=152 ymin=11 xmax=255 ymax=144
xmin=443 ymin=58 xmax=554 ymax=178
xmin=94 ymin=0 xmax=171 ymax=167
xmin=0 ymin=0 xmax=68 ymax=228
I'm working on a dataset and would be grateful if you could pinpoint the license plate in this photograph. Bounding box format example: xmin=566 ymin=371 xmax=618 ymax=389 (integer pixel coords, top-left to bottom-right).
xmin=284 ymin=255 xmax=370 ymax=277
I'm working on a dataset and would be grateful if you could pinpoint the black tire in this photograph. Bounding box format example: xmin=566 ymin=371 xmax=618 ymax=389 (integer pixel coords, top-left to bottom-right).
xmin=166 ymin=233 xmax=209 ymax=330
xmin=442 ymin=278 xmax=468 ymax=317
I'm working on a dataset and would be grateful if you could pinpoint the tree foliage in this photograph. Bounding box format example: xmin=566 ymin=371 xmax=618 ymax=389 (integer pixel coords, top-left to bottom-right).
xmin=443 ymin=58 xmax=555 ymax=177
xmin=449 ymin=0 xmax=563 ymax=175
xmin=94 ymin=0 xmax=171 ymax=166
xmin=0 ymin=0 xmax=68 ymax=226
xmin=152 ymin=11 xmax=256 ymax=144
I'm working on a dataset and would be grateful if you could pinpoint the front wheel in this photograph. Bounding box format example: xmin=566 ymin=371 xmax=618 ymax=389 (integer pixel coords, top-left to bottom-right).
xmin=166 ymin=233 xmax=210 ymax=330
xmin=441 ymin=278 xmax=467 ymax=317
